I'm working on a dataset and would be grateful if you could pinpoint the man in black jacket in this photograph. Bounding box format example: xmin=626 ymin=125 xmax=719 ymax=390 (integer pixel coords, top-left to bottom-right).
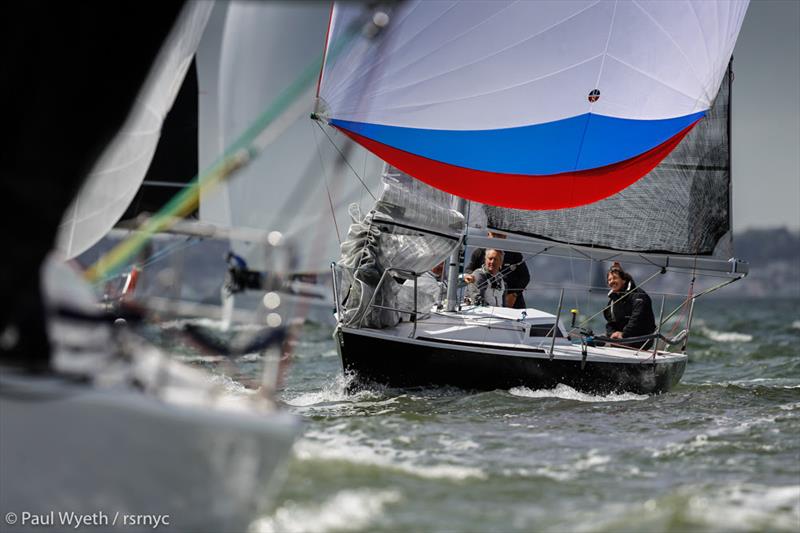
xmin=603 ymin=263 xmax=656 ymax=349
xmin=464 ymin=231 xmax=530 ymax=309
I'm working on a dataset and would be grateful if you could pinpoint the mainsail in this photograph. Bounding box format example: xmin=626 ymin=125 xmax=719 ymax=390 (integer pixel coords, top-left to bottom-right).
xmin=317 ymin=1 xmax=748 ymax=210
xmin=482 ymin=66 xmax=734 ymax=256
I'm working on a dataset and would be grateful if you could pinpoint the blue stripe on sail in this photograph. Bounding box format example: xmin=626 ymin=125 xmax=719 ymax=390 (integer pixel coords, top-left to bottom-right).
xmin=330 ymin=112 xmax=705 ymax=175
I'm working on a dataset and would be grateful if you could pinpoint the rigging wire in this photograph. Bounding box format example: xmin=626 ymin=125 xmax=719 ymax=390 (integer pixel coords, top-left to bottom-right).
xmin=312 ymin=122 xmax=342 ymax=245
xmin=568 ymin=247 xmax=580 ymax=312
xmin=314 ymin=120 xmax=377 ymax=201
xmin=659 ymin=259 xmax=699 ymax=339
xmin=361 ymin=148 xmax=368 ymax=206
xmin=666 ymin=256 xmax=699 ymax=338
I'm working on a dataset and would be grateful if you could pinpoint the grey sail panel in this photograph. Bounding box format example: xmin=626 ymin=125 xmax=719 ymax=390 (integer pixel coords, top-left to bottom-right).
xmin=483 ymin=67 xmax=732 ymax=256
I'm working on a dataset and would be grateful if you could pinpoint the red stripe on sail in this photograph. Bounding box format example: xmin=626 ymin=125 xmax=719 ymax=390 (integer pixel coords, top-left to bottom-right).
xmin=333 ymin=120 xmax=699 ymax=210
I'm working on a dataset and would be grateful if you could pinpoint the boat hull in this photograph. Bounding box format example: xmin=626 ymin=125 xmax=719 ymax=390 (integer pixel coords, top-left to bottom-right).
xmin=337 ymin=328 xmax=686 ymax=395
xmin=0 ymin=371 xmax=299 ymax=533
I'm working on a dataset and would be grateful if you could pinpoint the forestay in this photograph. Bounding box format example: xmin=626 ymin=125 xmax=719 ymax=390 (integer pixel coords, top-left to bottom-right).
xmin=316 ymin=0 xmax=748 ymax=210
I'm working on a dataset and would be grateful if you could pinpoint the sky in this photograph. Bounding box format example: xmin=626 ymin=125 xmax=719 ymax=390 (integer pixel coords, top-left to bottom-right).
xmin=732 ymin=0 xmax=800 ymax=231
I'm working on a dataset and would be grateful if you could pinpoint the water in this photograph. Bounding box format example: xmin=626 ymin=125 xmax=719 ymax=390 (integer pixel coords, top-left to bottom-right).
xmin=209 ymin=298 xmax=800 ymax=532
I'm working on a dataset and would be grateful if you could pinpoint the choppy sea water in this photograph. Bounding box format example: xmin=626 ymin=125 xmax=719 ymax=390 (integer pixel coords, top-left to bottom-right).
xmin=201 ymin=297 xmax=800 ymax=532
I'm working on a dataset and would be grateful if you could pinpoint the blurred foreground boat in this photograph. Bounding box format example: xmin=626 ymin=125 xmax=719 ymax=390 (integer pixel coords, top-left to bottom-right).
xmin=0 ymin=2 xmax=345 ymax=530
xmin=0 ymin=258 xmax=298 ymax=532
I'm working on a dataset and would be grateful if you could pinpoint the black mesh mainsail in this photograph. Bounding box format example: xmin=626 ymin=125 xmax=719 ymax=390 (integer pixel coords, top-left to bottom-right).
xmin=483 ymin=66 xmax=732 ymax=256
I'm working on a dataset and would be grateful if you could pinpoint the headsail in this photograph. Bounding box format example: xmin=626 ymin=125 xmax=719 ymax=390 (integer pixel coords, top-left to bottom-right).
xmin=197 ymin=1 xmax=385 ymax=274
xmin=56 ymin=2 xmax=213 ymax=258
xmin=337 ymin=165 xmax=465 ymax=328
xmin=317 ymin=1 xmax=748 ymax=210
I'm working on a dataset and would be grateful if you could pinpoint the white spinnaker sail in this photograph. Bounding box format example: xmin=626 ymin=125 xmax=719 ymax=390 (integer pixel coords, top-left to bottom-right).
xmin=316 ymin=1 xmax=748 ymax=210
xmin=56 ymin=1 xmax=212 ymax=259
xmin=320 ymin=1 xmax=748 ymax=128
xmin=197 ymin=1 xmax=384 ymax=273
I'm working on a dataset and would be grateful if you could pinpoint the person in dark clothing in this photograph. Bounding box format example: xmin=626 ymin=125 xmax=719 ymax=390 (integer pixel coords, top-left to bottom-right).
xmin=603 ymin=262 xmax=656 ymax=349
xmin=0 ymin=2 xmax=186 ymax=371
xmin=224 ymin=252 xmax=265 ymax=294
xmin=464 ymin=249 xmax=506 ymax=307
xmin=464 ymin=232 xmax=530 ymax=309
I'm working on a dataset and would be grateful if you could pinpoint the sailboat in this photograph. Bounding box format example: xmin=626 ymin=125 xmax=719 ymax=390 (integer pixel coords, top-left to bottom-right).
xmin=1 ymin=3 xmax=315 ymax=530
xmin=315 ymin=1 xmax=750 ymax=394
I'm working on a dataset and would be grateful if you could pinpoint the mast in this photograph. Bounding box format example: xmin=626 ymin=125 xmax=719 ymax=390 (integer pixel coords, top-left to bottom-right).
xmin=446 ymin=197 xmax=467 ymax=312
xmin=727 ymin=58 xmax=734 ymax=255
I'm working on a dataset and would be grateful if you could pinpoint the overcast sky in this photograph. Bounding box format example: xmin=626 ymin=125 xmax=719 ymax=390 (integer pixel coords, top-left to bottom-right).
xmin=732 ymin=0 xmax=800 ymax=231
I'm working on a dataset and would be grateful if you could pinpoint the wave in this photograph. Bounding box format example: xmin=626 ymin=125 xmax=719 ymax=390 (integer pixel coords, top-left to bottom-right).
xmin=283 ymin=373 xmax=387 ymax=409
xmin=437 ymin=435 xmax=480 ymax=451
xmin=727 ymin=378 xmax=800 ymax=389
xmin=503 ymin=449 xmax=613 ymax=481
xmin=792 ymin=320 xmax=800 ymax=330
xmin=698 ymin=326 xmax=753 ymax=342
xmin=509 ymin=384 xmax=647 ymax=403
xmin=564 ymin=483 xmax=800 ymax=532
xmin=650 ymin=413 xmax=784 ymax=458
xmin=649 ymin=433 xmax=715 ymax=459
xmin=209 ymin=373 xmax=256 ymax=396
xmin=293 ymin=432 xmax=487 ymax=482
xmin=160 ymin=317 xmax=265 ymax=332
xmin=682 ymin=483 xmax=799 ymax=532
xmin=689 ymin=379 xmax=800 ymax=392
xmin=253 ymin=489 xmax=401 ymax=533
xmin=287 ymin=347 xmax=339 ymax=360
xmin=175 ymin=352 xmax=262 ymax=364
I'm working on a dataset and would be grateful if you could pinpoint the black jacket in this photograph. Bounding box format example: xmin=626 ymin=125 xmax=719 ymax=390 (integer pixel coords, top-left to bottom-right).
xmin=466 ymin=249 xmax=530 ymax=309
xmin=604 ymin=281 xmax=656 ymax=340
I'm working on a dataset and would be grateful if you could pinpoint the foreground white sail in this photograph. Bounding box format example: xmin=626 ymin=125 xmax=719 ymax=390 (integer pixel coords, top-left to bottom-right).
xmin=56 ymin=2 xmax=213 ymax=259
